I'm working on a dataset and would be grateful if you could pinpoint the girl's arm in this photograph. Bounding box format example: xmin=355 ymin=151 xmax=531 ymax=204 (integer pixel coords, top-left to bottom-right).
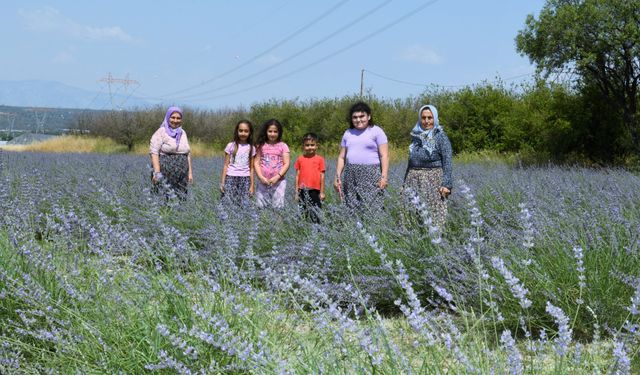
xmin=249 ymin=155 xmax=255 ymax=195
xmin=254 ymin=150 xmax=267 ymax=185
xmin=333 ymin=147 xmax=346 ymax=193
xmin=270 ymin=151 xmax=291 ymax=184
xmin=220 ymin=153 xmax=230 ymax=193
xmin=378 ymin=143 xmax=389 ymax=189
xmin=280 ymin=151 xmax=291 ymax=177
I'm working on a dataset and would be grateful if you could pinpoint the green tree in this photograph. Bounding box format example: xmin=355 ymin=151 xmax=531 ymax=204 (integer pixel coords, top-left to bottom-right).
xmin=516 ymin=0 xmax=640 ymax=158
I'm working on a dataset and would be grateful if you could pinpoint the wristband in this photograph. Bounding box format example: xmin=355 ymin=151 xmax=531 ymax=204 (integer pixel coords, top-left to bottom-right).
xmin=153 ymin=171 xmax=163 ymax=179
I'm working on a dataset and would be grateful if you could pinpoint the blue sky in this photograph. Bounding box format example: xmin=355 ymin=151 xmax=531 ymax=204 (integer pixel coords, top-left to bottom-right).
xmin=3 ymin=0 xmax=546 ymax=110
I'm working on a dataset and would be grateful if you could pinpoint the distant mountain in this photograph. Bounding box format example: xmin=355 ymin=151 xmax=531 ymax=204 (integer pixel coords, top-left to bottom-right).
xmin=0 ymin=80 xmax=152 ymax=110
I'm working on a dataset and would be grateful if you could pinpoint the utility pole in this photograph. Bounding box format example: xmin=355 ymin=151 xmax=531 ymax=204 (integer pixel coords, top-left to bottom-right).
xmin=0 ymin=112 xmax=16 ymax=138
xmin=360 ymin=68 xmax=365 ymax=97
xmin=29 ymin=108 xmax=53 ymax=134
xmin=98 ymin=73 xmax=140 ymax=110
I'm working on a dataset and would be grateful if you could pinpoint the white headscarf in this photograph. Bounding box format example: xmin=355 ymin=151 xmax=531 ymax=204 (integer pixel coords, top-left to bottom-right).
xmin=409 ymin=104 xmax=441 ymax=154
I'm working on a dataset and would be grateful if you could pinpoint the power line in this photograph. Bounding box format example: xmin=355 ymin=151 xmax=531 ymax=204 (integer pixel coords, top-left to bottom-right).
xmin=98 ymin=73 xmax=140 ymax=110
xmin=173 ymin=0 xmax=393 ymax=100
xmin=157 ymin=0 xmax=351 ymax=98
xmin=364 ymin=69 xmax=536 ymax=89
xmin=186 ymin=0 xmax=441 ymax=103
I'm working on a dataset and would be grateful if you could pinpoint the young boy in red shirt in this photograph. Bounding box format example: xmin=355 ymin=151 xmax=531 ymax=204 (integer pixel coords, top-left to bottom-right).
xmin=294 ymin=133 xmax=325 ymax=223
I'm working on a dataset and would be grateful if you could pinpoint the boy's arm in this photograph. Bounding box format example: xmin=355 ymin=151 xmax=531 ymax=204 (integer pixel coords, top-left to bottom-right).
xmin=319 ymin=171 xmax=326 ymax=200
xmin=294 ymin=169 xmax=300 ymax=201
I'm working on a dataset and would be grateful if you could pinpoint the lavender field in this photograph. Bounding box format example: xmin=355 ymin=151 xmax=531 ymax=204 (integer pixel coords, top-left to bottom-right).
xmin=0 ymin=150 xmax=639 ymax=373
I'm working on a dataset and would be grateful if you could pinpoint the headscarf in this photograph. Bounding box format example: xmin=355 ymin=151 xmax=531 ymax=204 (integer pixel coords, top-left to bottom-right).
xmin=409 ymin=104 xmax=441 ymax=154
xmin=162 ymin=106 xmax=184 ymax=147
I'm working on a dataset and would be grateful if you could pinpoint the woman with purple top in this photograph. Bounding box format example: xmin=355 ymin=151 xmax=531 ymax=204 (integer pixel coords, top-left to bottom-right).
xmin=149 ymin=106 xmax=193 ymax=199
xmin=333 ymin=101 xmax=389 ymax=210
xmin=404 ymin=104 xmax=452 ymax=228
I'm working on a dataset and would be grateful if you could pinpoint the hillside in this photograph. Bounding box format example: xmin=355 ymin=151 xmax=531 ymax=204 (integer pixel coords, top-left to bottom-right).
xmin=0 ymin=80 xmax=151 ymax=110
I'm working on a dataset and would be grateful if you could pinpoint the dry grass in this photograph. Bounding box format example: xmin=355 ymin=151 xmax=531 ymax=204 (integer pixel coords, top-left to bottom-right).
xmin=1 ymin=136 xmax=421 ymax=163
xmin=1 ymin=135 xmax=128 ymax=153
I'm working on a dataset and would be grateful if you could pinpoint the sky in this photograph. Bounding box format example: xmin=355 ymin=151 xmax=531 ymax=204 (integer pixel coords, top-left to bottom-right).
xmin=2 ymin=0 xmax=547 ymax=110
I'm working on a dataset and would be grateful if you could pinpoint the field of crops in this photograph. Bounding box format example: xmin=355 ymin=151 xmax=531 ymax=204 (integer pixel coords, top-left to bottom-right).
xmin=1 ymin=150 xmax=638 ymax=373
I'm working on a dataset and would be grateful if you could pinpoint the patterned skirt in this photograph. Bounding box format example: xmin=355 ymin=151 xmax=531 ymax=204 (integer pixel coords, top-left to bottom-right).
xmin=221 ymin=175 xmax=251 ymax=206
xmin=342 ymin=163 xmax=384 ymax=211
xmin=404 ymin=168 xmax=448 ymax=229
xmin=154 ymin=153 xmax=189 ymax=198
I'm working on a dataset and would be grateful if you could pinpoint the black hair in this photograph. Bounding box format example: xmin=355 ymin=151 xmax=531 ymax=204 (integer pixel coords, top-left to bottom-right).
xmin=302 ymin=132 xmax=318 ymax=143
xmin=347 ymin=101 xmax=374 ymax=129
xmin=255 ymin=118 xmax=283 ymax=149
xmin=231 ymin=119 xmax=253 ymax=163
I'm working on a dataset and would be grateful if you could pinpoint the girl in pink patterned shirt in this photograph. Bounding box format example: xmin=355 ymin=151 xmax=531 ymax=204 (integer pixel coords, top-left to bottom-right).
xmin=253 ymin=119 xmax=290 ymax=208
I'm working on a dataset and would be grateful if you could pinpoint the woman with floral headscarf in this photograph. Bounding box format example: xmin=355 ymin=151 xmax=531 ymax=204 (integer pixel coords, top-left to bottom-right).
xmin=149 ymin=106 xmax=193 ymax=198
xmin=404 ymin=104 xmax=452 ymax=229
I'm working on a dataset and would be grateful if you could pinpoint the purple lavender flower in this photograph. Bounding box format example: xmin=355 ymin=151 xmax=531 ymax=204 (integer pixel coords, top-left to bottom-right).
xmin=545 ymin=301 xmax=572 ymax=357
xmin=491 ymin=257 xmax=532 ymax=309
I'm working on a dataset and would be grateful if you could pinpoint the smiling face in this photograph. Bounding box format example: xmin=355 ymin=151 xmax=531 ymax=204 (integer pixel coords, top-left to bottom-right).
xmin=351 ymin=111 xmax=371 ymax=130
xmin=303 ymin=139 xmax=318 ymax=157
xmin=420 ymin=108 xmax=434 ymax=130
xmin=168 ymin=112 xmax=182 ymax=129
xmin=237 ymin=123 xmax=251 ymax=143
xmin=266 ymin=125 xmax=279 ymax=143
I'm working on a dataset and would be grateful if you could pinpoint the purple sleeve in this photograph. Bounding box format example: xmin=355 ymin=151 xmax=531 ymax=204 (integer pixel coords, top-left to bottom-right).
xmin=224 ymin=142 xmax=234 ymax=154
xmin=374 ymin=126 xmax=388 ymax=145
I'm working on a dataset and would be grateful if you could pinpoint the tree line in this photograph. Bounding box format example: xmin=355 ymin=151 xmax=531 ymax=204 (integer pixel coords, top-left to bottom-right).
xmin=75 ymin=80 xmax=637 ymax=166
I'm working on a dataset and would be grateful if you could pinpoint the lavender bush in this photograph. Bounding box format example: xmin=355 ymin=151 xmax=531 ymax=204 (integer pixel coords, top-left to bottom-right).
xmin=0 ymin=150 xmax=638 ymax=373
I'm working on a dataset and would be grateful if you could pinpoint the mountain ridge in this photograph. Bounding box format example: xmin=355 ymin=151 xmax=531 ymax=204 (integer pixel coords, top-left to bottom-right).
xmin=0 ymin=79 xmax=152 ymax=110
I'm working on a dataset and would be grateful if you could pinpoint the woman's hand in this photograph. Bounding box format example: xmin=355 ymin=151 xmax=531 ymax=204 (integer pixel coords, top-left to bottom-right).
xmin=249 ymin=184 xmax=255 ymax=196
xmin=438 ymin=187 xmax=451 ymax=198
xmin=219 ymin=182 xmax=225 ymax=193
xmin=333 ymin=177 xmax=341 ymax=193
xmin=188 ymin=172 xmax=193 ymax=184
xmin=152 ymin=171 xmax=163 ymax=183
xmin=378 ymin=176 xmax=388 ymax=189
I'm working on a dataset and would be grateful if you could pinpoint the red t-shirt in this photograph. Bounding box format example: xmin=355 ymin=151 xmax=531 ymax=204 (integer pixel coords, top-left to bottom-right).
xmin=294 ymin=155 xmax=325 ymax=190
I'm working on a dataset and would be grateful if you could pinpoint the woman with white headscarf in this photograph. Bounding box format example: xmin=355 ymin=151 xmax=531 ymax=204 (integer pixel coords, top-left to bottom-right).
xmin=404 ymin=104 xmax=452 ymax=229
xmin=149 ymin=106 xmax=193 ymax=199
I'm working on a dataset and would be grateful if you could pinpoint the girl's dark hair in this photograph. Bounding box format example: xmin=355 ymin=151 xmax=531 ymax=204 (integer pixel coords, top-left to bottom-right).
xmin=347 ymin=101 xmax=374 ymax=129
xmin=231 ymin=119 xmax=253 ymax=163
xmin=255 ymin=118 xmax=283 ymax=149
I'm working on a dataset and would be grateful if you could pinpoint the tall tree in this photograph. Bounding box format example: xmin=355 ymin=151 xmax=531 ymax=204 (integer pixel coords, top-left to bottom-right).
xmin=516 ymin=0 xmax=640 ymax=158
